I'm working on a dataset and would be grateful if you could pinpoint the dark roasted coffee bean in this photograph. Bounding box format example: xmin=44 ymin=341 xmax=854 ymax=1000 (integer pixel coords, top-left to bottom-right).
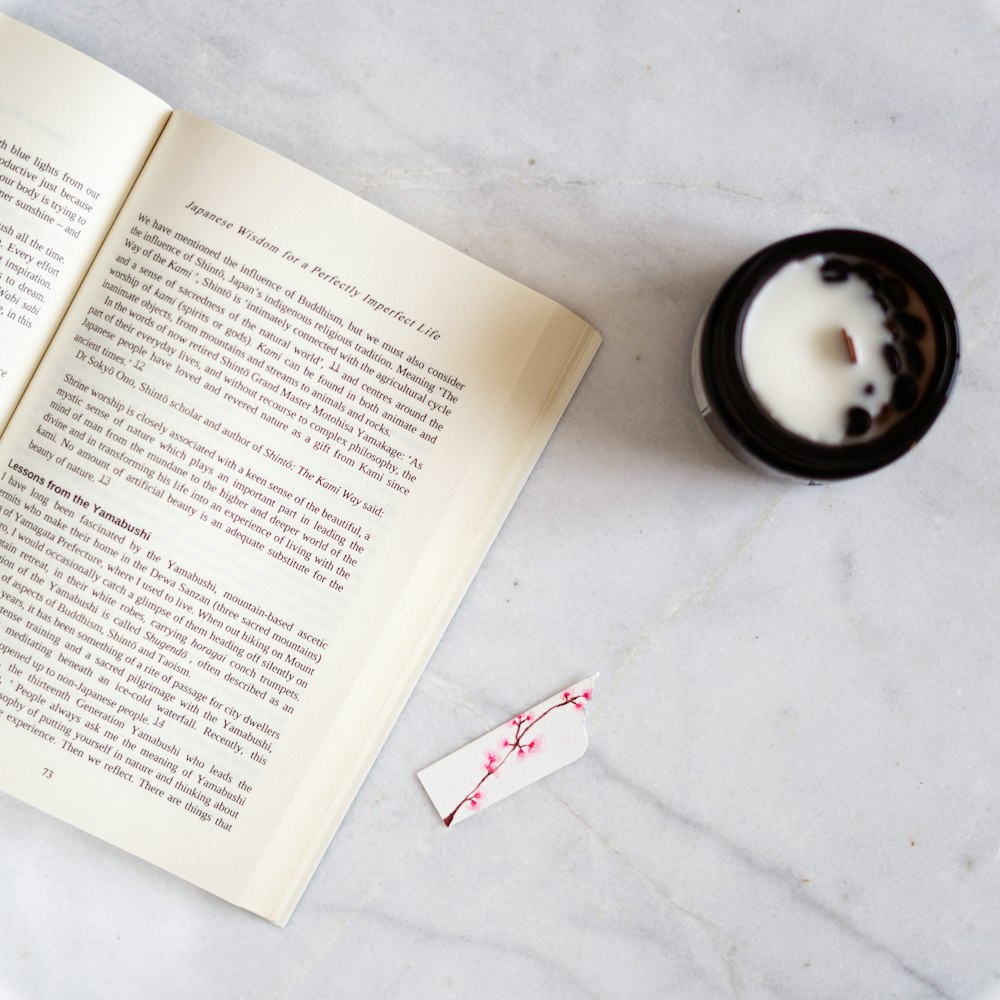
xmin=882 ymin=343 xmax=901 ymax=374
xmin=895 ymin=312 xmax=926 ymax=339
xmin=902 ymin=338 xmax=925 ymax=376
xmin=820 ymin=257 xmax=850 ymax=282
xmin=852 ymin=263 xmax=881 ymax=289
xmin=845 ymin=407 xmax=872 ymax=436
xmin=880 ymin=275 xmax=908 ymax=308
xmin=892 ymin=374 xmax=918 ymax=411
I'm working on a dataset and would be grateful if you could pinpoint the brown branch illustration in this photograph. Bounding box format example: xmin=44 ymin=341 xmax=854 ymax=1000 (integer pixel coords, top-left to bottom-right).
xmin=442 ymin=686 xmax=591 ymax=827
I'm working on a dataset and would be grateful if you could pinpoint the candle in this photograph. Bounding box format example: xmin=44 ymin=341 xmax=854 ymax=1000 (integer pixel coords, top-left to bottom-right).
xmin=693 ymin=230 xmax=959 ymax=482
xmin=741 ymin=254 xmax=933 ymax=444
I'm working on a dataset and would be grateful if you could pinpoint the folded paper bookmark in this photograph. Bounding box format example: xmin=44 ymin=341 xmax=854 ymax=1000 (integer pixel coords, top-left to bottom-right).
xmin=418 ymin=674 xmax=597 ymax=827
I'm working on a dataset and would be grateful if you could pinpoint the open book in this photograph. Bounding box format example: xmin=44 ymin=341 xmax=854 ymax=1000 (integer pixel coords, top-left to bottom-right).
xmin=0 ymin=17 xmax=600 ymax=924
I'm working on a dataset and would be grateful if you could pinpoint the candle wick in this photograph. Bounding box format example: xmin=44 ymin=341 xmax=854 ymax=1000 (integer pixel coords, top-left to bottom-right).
xmin=841 ymin=327 xmax=858 ymax=364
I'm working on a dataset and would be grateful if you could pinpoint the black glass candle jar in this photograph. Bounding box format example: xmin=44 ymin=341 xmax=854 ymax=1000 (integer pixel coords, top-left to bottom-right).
xmin=692 ymin=229 xmax=960 ymax=482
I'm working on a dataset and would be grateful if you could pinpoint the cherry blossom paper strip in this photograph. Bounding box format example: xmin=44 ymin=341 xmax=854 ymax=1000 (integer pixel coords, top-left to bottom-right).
xmin=418 ymin=674 xmax=596 ymax=827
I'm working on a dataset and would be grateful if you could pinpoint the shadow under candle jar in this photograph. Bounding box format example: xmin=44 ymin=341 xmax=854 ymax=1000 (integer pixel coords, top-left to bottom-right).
xmin=692 ymin=229 xmax=960 ymax=482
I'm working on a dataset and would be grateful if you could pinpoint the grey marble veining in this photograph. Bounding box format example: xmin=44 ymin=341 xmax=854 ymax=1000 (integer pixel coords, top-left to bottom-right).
xmin=3 ymin=2 xmax=1000 ymax=998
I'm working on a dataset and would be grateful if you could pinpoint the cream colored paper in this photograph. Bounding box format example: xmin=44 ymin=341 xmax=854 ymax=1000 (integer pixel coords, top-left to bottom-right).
xmin=0 ymin=16 xmax=169 ymax=430
xmin=0 ymin=90 xmax=599 ymax=923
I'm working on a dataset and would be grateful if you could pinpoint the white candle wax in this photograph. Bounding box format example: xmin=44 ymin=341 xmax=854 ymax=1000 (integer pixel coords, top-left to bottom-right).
xmin=741 ymin=256 xmax=899 ymax=444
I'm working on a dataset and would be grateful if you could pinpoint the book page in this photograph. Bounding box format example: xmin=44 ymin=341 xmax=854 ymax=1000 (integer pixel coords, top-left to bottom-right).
xmin=0 ymin=16 xmax=170 ymax=430
xmin=0 ymin=112 xmax=599 ymax=921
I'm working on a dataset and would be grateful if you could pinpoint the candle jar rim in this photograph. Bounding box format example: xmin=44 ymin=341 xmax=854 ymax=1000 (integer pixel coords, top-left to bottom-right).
xmin=698 ymin=229 xmax=960 ymax=481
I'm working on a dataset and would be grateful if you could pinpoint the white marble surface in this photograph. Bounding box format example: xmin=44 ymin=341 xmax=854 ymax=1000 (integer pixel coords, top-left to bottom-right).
xmin=2 ymin=2 xmax=1000 ymax=998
